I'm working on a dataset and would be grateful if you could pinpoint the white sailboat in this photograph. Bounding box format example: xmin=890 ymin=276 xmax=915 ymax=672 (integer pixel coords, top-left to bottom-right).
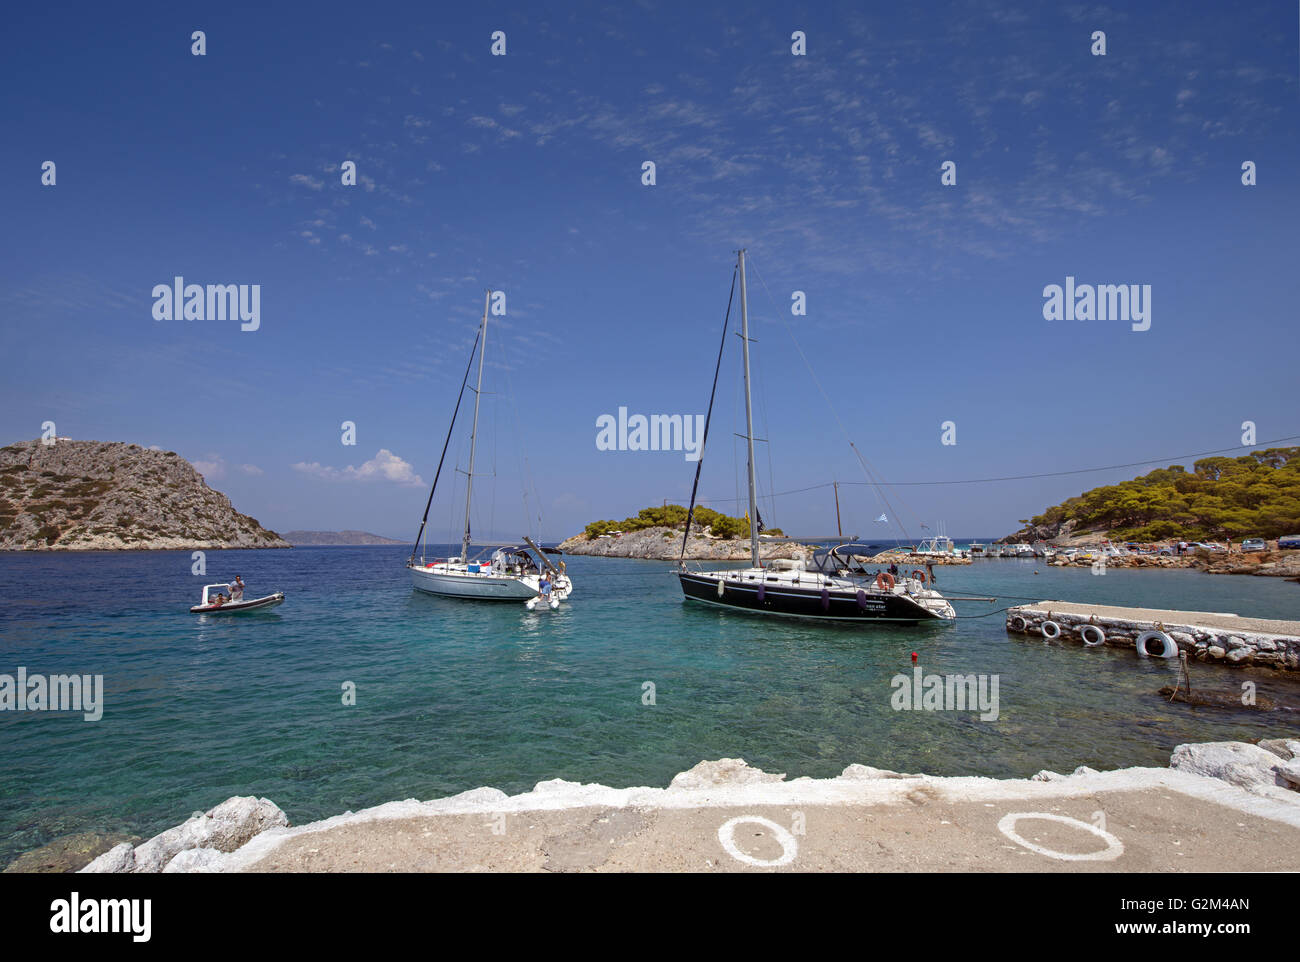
xmin=405 ymin=291 xmax=574 ymax=606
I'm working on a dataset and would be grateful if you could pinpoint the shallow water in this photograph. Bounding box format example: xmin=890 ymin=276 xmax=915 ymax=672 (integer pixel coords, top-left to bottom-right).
xmin=1 ymin=546 xmax=1297 ymax=865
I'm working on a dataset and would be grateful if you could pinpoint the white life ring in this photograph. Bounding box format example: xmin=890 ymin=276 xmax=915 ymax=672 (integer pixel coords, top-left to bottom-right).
xmin=1136 ymin=629 xmax=1177 ymax=659
xmin=1079 ymin=624 xmax=1105 ymax=647
xmin=1040 ymin=620 xmax=1061 ymax=640
xmin=1009 ymin=615 xmax=1027 ymax=632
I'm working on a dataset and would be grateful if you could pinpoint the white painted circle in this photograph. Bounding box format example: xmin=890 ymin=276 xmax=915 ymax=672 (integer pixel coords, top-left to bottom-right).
xmin=997 ymin=812 xmax=1124 ymax=862
xmin=717 ymin=816 xmax=798 ymax=868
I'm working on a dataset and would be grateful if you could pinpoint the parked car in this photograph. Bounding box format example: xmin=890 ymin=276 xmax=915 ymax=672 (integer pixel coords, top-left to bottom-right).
xmin=1241 ymin=538 xmax=1267 ymax=553
xmin=1279 ymin=535 xmax=1300 ymax=550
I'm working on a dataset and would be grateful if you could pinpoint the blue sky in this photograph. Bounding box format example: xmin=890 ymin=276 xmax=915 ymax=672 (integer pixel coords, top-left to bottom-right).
xmin=2 ymin=0 xmax=1297 ymax=543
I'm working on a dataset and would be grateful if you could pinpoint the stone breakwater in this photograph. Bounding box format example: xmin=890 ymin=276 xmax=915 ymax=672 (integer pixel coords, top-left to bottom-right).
xmin=1005 ymin=601 xmax=1300 ymax=672
xmin=57 ymin=740 xmax=1299 ymax=873
xmin=559 ymin=526 xmax=815 ymax=561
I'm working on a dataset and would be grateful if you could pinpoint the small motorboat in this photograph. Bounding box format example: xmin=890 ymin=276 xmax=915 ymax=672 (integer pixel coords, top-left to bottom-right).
xmin=525 ymin=594 xmax=561 ymax=611
xmin=190 ymin=583 xmax=285 ymax=614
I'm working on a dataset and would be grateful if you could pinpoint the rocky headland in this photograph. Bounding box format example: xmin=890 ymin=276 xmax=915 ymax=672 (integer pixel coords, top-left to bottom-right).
xmin=559 ymin=526 xmax=815 ymax=561
xmin=0 ymin=439 xmax=288 ymax=550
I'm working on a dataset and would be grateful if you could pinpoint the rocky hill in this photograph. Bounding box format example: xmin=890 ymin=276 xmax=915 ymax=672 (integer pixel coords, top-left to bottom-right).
xmin=1001 ymin=447 xmax=1300 ymax=544
xmin=0 ymin=440 xmax=289 ymax=551
xmin=283 ymin=530 xmax=404 ymax=545
xmin=559 ymin=526 xmax=814 ymax=561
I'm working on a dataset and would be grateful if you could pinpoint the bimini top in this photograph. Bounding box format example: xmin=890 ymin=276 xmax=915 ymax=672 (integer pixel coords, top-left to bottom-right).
xmin=830 ymin=543 xmax=884 ymax=557
xmin=806 ymin=543 xmax=885 ymax=573
xmin=489 ymin=546 xmax=536 ymax=559
xmin=486 ymin=542 xmax=563 ymax=554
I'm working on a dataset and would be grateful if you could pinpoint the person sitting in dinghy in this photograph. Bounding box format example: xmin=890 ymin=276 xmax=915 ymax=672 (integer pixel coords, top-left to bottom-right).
xmin=538 ymin=576 xmax=552 ymax=601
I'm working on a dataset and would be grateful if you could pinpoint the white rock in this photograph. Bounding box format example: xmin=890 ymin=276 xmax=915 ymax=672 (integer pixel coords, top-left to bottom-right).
xmin=840 ymin=764 xmax=915 ymax=780
xmin=432 ymin=787 xmax=510 ymax=807
xmin=79 ymin=842 xmax=135 ymax=874
xmin=162 ymin=847 xmax=230 ymax=873
xmin=669 ymin=758 xmax=785 ymax=790
xmin=1276 ymin=760 xmax=1300 ymax=790
xmin=131 ymin=796 xmax=289 ymax=873
xmin=529 ymin=778 xmax=586 ymax=796
xmin=1169 ymin=742 xmax=1284 ymax=791
xmin=1031 ymin=770 xmax=1065 ymax=782
xmin=1072 ymin=766 xmax=1099 ymax=776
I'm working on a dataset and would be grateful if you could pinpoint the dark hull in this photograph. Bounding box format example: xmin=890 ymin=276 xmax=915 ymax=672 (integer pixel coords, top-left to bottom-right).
xmin=678 ymin=573 xmax=942 ymax=624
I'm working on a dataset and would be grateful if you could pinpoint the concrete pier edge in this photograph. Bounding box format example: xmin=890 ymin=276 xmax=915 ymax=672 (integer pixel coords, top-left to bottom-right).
xmin=1005 ymin=601 xmax=1300 ymax=671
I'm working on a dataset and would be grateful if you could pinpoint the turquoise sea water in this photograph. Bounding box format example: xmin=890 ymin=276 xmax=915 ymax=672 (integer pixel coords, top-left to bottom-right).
xmin=1 ymin=545 xmax=1298 ymax=866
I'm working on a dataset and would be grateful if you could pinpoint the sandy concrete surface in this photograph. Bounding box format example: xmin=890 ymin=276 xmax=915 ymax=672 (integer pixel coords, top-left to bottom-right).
xmin=1025 ymin=602 xmax=1300 ymax=637
xmin=228 ymin=767 xmax=1300 ymax=873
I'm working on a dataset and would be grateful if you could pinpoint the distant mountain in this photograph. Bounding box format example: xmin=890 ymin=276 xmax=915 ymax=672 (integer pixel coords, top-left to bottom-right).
xmin=284 ymin=530 xmax=405 ymax=545
xmin=0 ymin=439 xmax=289 ymax=551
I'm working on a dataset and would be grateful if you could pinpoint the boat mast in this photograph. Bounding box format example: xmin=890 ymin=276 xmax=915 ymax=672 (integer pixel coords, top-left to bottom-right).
xmin=460 ymin=290 xmax=490 ymax=561
xmin=738 ymin=249 xmax=760 ymax=568
xmin=834 ymin=481 xmax=842 ymax=538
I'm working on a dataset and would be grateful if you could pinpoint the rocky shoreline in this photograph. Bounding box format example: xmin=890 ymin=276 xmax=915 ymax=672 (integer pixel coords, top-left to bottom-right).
xmin=559 ymin=526 xmax=816 ymax=561
xmin=1046 ymin=548 xmax=1300 ymax=579
xmin=19 ymin=737 xmax=1287 ymax=873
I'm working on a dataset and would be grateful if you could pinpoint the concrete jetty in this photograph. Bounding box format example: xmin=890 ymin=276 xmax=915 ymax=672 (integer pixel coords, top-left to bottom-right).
xmin=1005 ymin=601 xmax=1300 ymax=671
xmin=76 ymin=749 xmax=1300 ymax=873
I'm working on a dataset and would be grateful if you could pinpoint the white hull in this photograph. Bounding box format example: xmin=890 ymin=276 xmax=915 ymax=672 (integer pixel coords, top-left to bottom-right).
xmin=408 ymin=562 xmax=572 ymax=602
xmin=190 ymin=592 xmax=285 ymax=614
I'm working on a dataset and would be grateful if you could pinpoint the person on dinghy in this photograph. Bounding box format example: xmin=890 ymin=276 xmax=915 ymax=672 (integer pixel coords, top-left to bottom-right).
xmin=230 ymin=576 xmax=245 ymax=601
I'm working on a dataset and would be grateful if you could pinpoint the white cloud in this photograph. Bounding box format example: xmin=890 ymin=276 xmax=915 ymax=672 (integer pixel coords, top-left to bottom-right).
xmin=192 ymin=454 xmax=226 ymax=480
xmin=293 ymin=449 xmax=424 ymax=486
xmin=239 ymin=464 xmax=264 ymax=475
xmin=290 ymin=173 xmax=324 ymax=191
